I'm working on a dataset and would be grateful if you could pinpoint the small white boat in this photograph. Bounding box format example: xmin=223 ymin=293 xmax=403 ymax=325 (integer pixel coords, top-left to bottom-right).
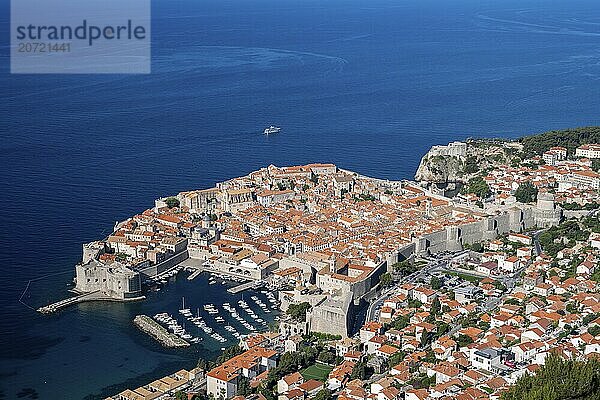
xmin=263 ymin=125 xmax=281 ymax=135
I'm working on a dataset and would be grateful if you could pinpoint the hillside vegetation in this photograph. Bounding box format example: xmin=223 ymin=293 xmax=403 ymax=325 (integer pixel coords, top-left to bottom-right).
xmin=519 ymin=126 xmax=600 ymax=158
xmin=415 ymin=126 xmax=600 ymax=184
xmin=501 ymin=355 xmax=600 ymax=400
xmin=415 ymin=140 xmax=517 ymax=183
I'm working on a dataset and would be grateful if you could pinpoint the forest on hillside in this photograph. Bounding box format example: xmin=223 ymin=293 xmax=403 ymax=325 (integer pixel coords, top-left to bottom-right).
xmin=501 ymin=355 xmax=600 ymax=400
xmin=519 ymin=126 xmax=600 ymax=158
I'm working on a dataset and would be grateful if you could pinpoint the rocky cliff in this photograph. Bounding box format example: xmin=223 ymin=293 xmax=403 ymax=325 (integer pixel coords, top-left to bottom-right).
xmin=414 ymin=140 xmax=521 ymax=183
xmin=414 ymin=154 xmax=466 ymax=183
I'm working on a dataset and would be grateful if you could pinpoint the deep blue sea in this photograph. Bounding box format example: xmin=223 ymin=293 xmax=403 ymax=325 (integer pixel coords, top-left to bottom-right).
xmin=1 ymin=0 xmax=600 ymax=398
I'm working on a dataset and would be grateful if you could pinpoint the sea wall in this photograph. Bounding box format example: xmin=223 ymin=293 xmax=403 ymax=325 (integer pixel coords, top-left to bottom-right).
xmin=133 ymin=315 xmax=189 ymax=348
xmin=75 ymin=260 xmax=141 ymax=299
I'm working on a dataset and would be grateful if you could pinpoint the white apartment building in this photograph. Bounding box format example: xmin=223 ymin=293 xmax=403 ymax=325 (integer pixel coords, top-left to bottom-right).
xmin=575 ymin=144 xmax=600 ymax=159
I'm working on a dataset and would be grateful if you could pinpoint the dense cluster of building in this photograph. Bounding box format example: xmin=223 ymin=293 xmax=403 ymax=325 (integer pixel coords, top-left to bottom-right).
xmin=106 ymin=368 xmax=201 ymax=400
xmin=76 ymin=158 xmax=559 ymax=329
xmin=97 ymin=140 xmax=600 ymax=400
xmin=194 ymin=227 xmax=600 ymax=400
xmin=463 ymin=144 xmax=600 ymax=207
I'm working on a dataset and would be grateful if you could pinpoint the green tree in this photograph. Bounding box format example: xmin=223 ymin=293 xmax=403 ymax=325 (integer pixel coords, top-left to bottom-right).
xmin=420 ymin=329 xmax=429 ymax=348
xmin=493 ymin=280 xmax=507 ymax=292
xmin=215 ymin=344 xmax=244 ymax=366
xmin=464 ymin=242 xmax=483 ymax=252
xmin=504 ymin=298 xmax=521 ymax=306
xmin=430 ymin=276 xmax=442 ymax=290
xmin=386 ymin=350 xmax=407 ymax=368
xmin=408 ymin=298 xmax=423 ymax=310
xmin=538 ymin=219 xmax=590 ymax=257
xmin=310 ymin=332 xmax=342 ymax=341
xmin=392 ymin=314 xmax=411 ymax=330
xmin=313 ymin=389 xmax=333 ymax=400
xmin=502 ymin=354 xmax=600 ymax=400
xmin=464 ymin=177 xmax=490 ymax=198
xmin=435 ymin=321 xmax=450 ymax=338
xmin=464 ymin=156 xmax=480 ymax=174
xmin=392 ymin=260 xmax=417 ymax=277
xmin=566 ymin=301 xmax=580 ymax=314
xmin=317 ymin=349 xmax=337 ymax=365
xmin=430 ymin=297 xmax=441 ymax=316
xmin=287 ymin=302 xmax=312 ymax=322
xmin=519 ymin=126 xmax=600 ymax=158
xmin=456 ymin=334 xmax=474 ymax=347
xmin=165 ymin=197 xmax=180 ymax=208
xmin=236 ymin=376 xmax=252 ymax=396
xmin=197 ymin=357 xmax=209 ymax=371
xmin=380 ymin=272 xmax=393 ymax=287
xmin=409 ymin=373 xmax=436 ymax=389
xmin=350 ymin=360 xmax=372 ymax=380
xmin=261 ymin=347 xmax=321 ymax=393
xmin=582 ymin=313 xmax=598 ymax=325
xmin=515 ymin=182 xmax=538 ymax=203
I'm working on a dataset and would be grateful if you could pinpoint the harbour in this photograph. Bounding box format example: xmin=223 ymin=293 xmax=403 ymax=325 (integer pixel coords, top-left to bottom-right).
xmin=140 ymin=273 xmax=279 ymax=348
xmin=34 ymin=256 xmax=267 ymax=316
xmin=4 ymin=269 xmax=280 ymax=400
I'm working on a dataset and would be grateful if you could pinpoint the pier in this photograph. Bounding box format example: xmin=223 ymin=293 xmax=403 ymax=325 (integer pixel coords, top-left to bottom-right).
xmin=133 ymin=315 xmax=189 ymax=348
xmin=187 ymin=268 xmax=203 ymax=281
xmin=227 ymin=280 xmax=264 ymax=294
xmin=37 ymin=291 xmax=145 ymax=314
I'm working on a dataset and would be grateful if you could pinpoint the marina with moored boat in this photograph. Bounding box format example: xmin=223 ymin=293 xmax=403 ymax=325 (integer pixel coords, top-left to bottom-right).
xmin=132 ymin=269 xmax=281 ymax=347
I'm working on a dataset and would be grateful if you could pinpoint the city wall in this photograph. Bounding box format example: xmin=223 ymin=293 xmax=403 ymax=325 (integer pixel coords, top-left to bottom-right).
xmin=307 ymin=293 xmax=354 ymax=338
xmin=415 ymin=207 xmax=536 ymax=255
xmin=137 ymin=250 xmax=189 ymax=278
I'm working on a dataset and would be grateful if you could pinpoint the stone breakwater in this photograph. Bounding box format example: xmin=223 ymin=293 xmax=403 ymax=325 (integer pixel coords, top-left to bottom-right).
xmin=133 ymin=315 xmax=189 ymax=348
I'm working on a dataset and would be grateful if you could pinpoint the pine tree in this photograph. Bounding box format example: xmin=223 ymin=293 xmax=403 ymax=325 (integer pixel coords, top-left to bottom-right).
xmin=502 ymin=354 xmax=600 ymax=400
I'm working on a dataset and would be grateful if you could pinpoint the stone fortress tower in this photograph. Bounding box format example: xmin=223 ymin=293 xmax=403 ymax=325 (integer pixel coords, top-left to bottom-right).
xmin=535 ymin=192 xmax=562 ymax=228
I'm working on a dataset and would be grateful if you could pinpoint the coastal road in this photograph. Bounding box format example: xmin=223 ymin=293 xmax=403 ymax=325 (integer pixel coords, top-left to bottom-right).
xmin=365 ymin=253 xmax=456 ymax=321
xmin=531 ymin=229 xmax=546 ymax=256
xmin=366 ymin=249 xmax=511 ymax=323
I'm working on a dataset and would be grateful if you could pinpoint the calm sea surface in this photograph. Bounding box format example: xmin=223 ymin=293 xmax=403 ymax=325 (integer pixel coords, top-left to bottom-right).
xmin=1 ymin=0 xmax=600 ymax=398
